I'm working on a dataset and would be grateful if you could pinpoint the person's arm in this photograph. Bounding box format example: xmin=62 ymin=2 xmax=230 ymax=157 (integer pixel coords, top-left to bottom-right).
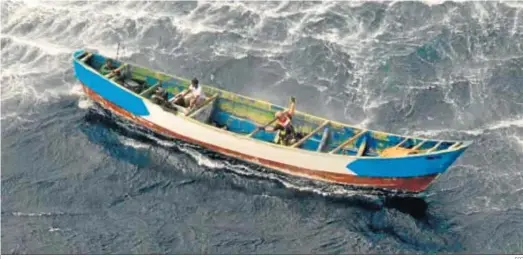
xmin=288 ymin=96 xmax=296 ymax=116
xmin=272 ymin=97 xmax=295 ymax=120
xmin=175 ymin=85 xmax=193 ymax=99
xmin=261 ymin=126 xmax=274 ymax=132
xmin=175 ymin=90 xmax=186 ymax=98
xmin=259 ymin=124 xmax=282 ymax=132
xmin=100 ymin=64 xmax=111 ymax=75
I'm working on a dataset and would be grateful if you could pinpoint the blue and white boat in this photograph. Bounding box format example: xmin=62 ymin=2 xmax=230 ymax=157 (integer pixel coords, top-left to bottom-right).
xmin=72 ymin=49 xmax=472 ymax=193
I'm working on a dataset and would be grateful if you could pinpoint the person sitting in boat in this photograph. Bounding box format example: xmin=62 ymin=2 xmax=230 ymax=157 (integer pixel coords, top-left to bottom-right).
xmin=171 ymin=78 xmax=206 ymax=113
xmin=260 ymin=96 xmax=299 ymax=146
xmin=100 ymin=59 xmax=116 ymax=76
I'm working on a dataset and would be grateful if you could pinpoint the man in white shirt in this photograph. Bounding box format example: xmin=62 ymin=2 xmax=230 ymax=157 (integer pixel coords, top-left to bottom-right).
xmin=171 ymin=78 xmax=207 ymax=114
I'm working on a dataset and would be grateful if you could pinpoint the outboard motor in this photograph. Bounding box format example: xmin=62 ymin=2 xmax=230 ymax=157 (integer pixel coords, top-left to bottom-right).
xmin=151 ymin=87 xmax=167 ymax=104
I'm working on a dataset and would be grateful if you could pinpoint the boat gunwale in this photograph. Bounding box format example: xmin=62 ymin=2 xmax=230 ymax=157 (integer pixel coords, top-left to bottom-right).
xmin=72 ymin=50 xmax=473 ymax=160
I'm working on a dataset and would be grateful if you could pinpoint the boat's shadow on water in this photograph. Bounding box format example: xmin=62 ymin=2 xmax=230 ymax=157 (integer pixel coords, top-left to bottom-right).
xmin=79 ymin=106 xmax=430 ymax=220
xmin=383 ymin=196 xmax=429 ymax=219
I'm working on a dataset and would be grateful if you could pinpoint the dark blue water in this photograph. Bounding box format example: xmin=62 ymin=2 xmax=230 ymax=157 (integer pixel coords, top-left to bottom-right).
xmin=2 ymin=1 xmax=523 ymax=254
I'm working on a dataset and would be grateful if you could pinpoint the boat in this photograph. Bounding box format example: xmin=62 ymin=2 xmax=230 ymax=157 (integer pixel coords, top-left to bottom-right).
xmin=72 ymin=49 xmax=472 ymax=194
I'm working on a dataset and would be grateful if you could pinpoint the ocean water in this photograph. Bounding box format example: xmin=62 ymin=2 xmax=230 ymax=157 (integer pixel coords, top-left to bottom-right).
xmin=2 ymin=0 xmax=523 ymax=254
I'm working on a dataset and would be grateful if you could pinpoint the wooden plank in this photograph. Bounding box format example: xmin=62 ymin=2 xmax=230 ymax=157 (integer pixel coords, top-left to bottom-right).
xmin=77 ymin=52 xmax=88 ymax=59
xmin=187 ymin=94 xmax=219 ymax=118
xmin=80 ymin=53 xmax=93 ymax=62
xmin=448 ymin=142 xmax=461 ymax=149
xmin=316 ymin=128 xmax=329 ymax=152
xmin=426 ymin=141 xmax=442 ymax=153
xmin=247 ymin=117 xmax=279 ymax=138
xmin=329 ymin=130 xmax=367 ymax=154
xmin=356 ymin=137 xmax=367 ymax=156
xmin=411 ymin=139 xmax=427 ymax=151
xmin=105 ymin=64 xmax=127 ymax=78
xmin=394 ymin=137 xmax=409 ymax=147
xmin=291 ymin=120 xmax=330 ymax=148
xmin=139 ymin=82 xmax=160 ymax=96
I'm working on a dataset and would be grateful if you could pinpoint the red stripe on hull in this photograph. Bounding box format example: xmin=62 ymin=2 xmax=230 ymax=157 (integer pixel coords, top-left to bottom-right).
xmin=82 ymin=85 xmax=438 ymax=193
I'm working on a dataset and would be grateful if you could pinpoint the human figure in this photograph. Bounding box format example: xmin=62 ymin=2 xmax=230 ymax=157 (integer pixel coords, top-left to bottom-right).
xmin=100 ymin=59 xmax=115 ymax=76
xmin=171 ymin=78 xmax=206 ymax=114
xmin=260 ymin=96 xmax=298 ymax=145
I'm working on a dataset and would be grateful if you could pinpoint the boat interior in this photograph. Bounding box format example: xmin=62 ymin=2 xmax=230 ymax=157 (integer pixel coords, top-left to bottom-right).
xmin=78 ymin=52 xmax=464 ymax=158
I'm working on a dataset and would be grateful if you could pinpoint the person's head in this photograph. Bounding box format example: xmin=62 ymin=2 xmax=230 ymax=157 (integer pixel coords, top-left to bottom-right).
xmin=191 ymin=78 xmax=199 ymax=88
xmin=275 ymin=111 xmax=284 ymax=119
xmin=106 ymin=59 xmax=112 ymax=66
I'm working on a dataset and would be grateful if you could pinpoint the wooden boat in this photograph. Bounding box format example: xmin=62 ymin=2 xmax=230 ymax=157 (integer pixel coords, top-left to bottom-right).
xmin=72 ymin=49 xmax=471 ymax=193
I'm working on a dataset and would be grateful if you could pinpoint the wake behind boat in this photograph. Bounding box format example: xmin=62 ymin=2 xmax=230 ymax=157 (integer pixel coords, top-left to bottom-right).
xmin=72 ymin=49 xmax=471 ymax=193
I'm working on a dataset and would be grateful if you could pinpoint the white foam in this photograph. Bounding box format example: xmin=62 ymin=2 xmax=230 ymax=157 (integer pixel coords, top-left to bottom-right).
xmin=486 ymin=118 xmax=523 ymax=131
xmin=510 ymin=9 xmax=521 ymax=36
xmin=503 ymin=1 xmax=523 ymax=9
xmin=0 ymin=33 xmax=135 ymax=125
xmin=355 ymin=117 xmax=372 ymax=129
xmin=11 ymin=211 xmax=65 ymax=217
xmin=1 ymin=74 xmax=52 ymax=104
xmin=0 ymin=112 xmax=35 ymax=124
xmin=112 ymin=121 xmax=180 ymax=150
xmin=514 ymin=135 xmax=523 ymax=151
xmin=277 ymin=179 xmax=373 ymax=198
xmin=0 ymin=34 xmax=71 ymax=56
xmin=419 ymin=0 xmax=448 ymax=6
xmin=178 ymin=146 xmax=226 ymax=169
xmin=12 ymin=1 xmax=223 ymax=41
xmin=411 ymin=117 xmax=523 ymax=137
xmin=77 ymin=97 xmax=93 ymax=110
xmin=2 ymin=33 xmax=133 ymax=61
xmin=69 ymin=84 xmax=85 ymax=97
xmin=118 ymin=135 xmax=150 ymax=149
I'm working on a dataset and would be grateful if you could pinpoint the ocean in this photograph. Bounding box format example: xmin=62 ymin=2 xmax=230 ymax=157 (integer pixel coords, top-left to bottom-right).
xmin=1 ymin=0 xmax=522 ymax=254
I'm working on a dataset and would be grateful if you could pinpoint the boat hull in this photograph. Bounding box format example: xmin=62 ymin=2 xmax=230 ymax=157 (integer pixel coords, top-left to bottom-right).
xmin=81 ymin=84 xmax=439 ymax=193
